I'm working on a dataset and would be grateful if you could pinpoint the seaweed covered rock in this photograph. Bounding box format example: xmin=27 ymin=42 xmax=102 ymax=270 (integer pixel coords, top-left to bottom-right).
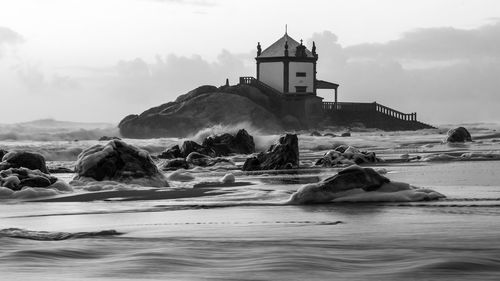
xmin=289 ymin=165 xmax=445 ymax=204
xmin=0 ymin=167 xmax=58 ymax=191
xmin=315 ymin=145 xmax=382 ymax=167
xmin=445 ymin=127 xmax=472 ymax=143
xmin=242 ymin=134 xmax=299 ymax=171
xmin=0 ymin=151 xmax=49 ymax=174
xmin=74 ymin=140 xmax=168 ymax=187
xmin=202 ymin=129 xmax=255 ymax=156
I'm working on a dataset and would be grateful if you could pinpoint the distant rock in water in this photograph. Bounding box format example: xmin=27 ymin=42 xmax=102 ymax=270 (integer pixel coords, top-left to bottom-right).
xmin=202 ymin=129 xmax=255 ymax=156
xmin=289 ymin=165 xmax=445 ymax=204
xmin=73 ymin=140 xmax=168 ymax=187
xmin=445 ymin=127 xmax=472 ymax=143
xmin=315 ymin=145 xmax=382 ymax=166
xmin=158 ymin=129 xmax=255 ymax=160
xmin=0 ymin=151 xmax=49 ymax=174
xmin=98 ymin=136 xmax=121 ymax=141
xmin=242 ymin=134 xmax=299 ymax=171
xmin=118 ymin=85 xmax=284 ymax=138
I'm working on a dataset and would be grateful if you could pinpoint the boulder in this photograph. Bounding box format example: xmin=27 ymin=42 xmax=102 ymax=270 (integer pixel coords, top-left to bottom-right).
xmin=73 ymin=140 xmax=168 ymax=187
xmin=185 ymin=152 xmax=233 ymax=167
xmin=289 ymin=165 xmax=445 ymax=204
xmin=242 ymin=134 xmax=299 ymax=171
xmin=158 ymin=145 xmax=182 ymax=159
xmin=202 ymin=129 xmax=255 ymax=156
xmin=445 ymin=127 xmax=472 ymax=143
xmin=0 ymin=167 xmax=58 ymax=191
xmin=341 ymin=132 xmax=351 ymax=137
xmin=310 ymin=131 xmax=322 ymax=137
xmin=161 ymin=158 xmax=189 ymax=171
xmin=315 ymin=145 xmax=382 ymax=167
xmin=0 ymin=149 xmax=8 ymax=160
xmin=99 ymin=136 xmax=121 ymax=141
xmin=181 ymin=140 xmax=215 ymax=158
xmin=1 ymin=151 xmax=49 ymax=174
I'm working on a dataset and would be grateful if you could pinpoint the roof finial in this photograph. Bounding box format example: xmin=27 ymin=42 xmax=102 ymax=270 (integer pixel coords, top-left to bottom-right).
xmin=285 ymin=24 xmax=287 ymax=35
xmin=300 ymin=39 xmax=303 ymax=45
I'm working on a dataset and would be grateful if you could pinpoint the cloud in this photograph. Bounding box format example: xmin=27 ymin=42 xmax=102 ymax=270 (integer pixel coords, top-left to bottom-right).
xmin=0 ymin=26 xmax=24 ymax=58
xmin=310 ymin=21 xmax=500 ymax=124
xmin=147 ymin=0 xmax=216 ymax=7
xmin=345 ymin=21 xmax=500 ymax=61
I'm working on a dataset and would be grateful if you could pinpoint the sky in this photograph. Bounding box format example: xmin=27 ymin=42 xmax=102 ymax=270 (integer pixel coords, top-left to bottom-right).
xmin=1 ymin=0 xmax=500 ymax=125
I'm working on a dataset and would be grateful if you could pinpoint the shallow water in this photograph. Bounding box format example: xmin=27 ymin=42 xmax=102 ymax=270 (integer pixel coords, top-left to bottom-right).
xmin=2 ymin=127 xmax=500 ymax=280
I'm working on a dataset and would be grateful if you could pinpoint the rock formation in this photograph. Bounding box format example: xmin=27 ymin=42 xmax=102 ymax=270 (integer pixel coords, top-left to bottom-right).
xmin=73 ymin=139 xmax=168 ymax=187
xmin=315 ymin=145 xmax=382 ymax=166
xmin=118 ymin=85 xmax=284 ymax=138
xmin=445 ymin=127 xmax=472 ymax=143
xmin=242 ymin=134 xmax=299 ymax=171
xmin=0 ymin=151 xmax=49 ymax=174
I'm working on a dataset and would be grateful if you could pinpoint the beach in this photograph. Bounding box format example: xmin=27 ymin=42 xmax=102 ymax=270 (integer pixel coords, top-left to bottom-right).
xmin=1 ymin=125 xmax=500 ymax=280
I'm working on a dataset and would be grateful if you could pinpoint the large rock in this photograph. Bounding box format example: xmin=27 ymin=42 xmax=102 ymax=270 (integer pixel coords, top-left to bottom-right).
xmin=118 ymin=85 xmax=284 ymax=138
xmin=1 ymin=151 xmax=49 ymax=174
xmin=0 ymin=167 xmax=58 ymax=191
xmin=157 ymin=145 xmax=182 ymax=159
xmin=74 ymin=140 xmax=168 ymax=187
xmin=180 ymin=140 xmax=215 ymax=158
xmin=289 ymin=165 xmax=445 ymax=204
xmin=242 ymin=134 xmax=299 ymax=171
xmin=445 ymin=127 xmax=472 ymax=143
xmin=202 ymin=129 xmax=255 ymax=156
xmin=161 ymin=158 xmax=189 ymax=171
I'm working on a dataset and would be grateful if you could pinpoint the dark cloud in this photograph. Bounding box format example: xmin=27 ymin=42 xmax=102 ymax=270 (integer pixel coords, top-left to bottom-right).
xmin=345 ymin=21 xmax=500 ymax=60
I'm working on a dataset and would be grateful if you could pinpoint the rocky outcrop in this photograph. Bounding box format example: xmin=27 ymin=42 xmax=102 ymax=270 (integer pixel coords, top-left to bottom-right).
xmin=0 ymin=167 xmax=58 ymax=191
xmin=289 ymin=165 xmax=445 ymax=204
xmin=0 ymin=151 xmax=49 ymax=174
xmin=118 ymin=85 xmax=284 ymax=138
xmin=315 ymin=145 xmax=382 ymax=166
xmin=73 ymin=140 xmax=168 ymax=187
xmin=202 ymin=129 xmax=255 ymax=156
xmin=98 ymin=136 xmax=121 ymax=141
xmin=242 ymin=134 xmax=299 ymax=171
xmin=158 ymin=145 xmax=182 ymax=159
xmin=445 ymin=127 xmax=472 ymax=143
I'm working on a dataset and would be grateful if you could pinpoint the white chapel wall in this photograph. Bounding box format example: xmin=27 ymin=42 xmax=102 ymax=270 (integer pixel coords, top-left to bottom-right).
xmin=259 ymin=62 xmax=283 ymax=92
xmin=288 ymin=62 xmax=314 ymax=93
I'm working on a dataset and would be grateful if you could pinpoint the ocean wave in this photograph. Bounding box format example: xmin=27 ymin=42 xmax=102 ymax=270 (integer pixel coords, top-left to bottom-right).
xmin=0 ymin=228 xmax=122 ymax=241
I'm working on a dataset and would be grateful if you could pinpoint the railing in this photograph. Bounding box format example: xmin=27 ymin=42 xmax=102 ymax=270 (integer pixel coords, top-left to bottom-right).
xmin=323 ymin=101 xmax=418 ymax=121
xmin=239 ymin=76 xmax=283 ymax=96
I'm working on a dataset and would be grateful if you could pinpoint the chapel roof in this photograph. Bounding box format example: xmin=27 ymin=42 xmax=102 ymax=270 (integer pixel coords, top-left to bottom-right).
xmin=258 ymin=33 xmax=315 ymax=58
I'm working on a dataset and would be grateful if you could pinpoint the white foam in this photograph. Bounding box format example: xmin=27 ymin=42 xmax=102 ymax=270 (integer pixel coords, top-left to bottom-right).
xmin=168 ymin=170 xmax=195 ymax=182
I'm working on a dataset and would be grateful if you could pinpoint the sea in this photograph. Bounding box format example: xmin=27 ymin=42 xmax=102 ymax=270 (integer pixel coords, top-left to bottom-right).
xmin=1 ymin=123 xmax=500 ymax=280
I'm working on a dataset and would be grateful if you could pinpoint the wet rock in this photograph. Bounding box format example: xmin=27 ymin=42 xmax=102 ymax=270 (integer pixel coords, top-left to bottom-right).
xmin=161 ymin=158 xmax=189 ymax=171
xmin=445 ymin=127 xmax=472 ymax=143
xmin=315 ymin=145 xmax=382 ymax=167
xmin=0 ymin=167 xmax=58 ymax=191
xmin=341 ymin=132 xmax=351 ymax=137
xmin=181 ymin=140 xmax=215 ymax=158
xmin=48 ymin=166 xmax=74 ymax=173
xmin=0 ymin=149 xmax=8 ymax=160
xmin=242 ymin=134 xmax=299 ymax=171
xmin=323 ymin=133 xmax=336 ymax=137
xmin=202 ymin=129 xmax=255 ymax=156
xmin=185 ymin=152 xmax=232 ymax=167
xmin=1 ymin=151 xmax=49 ymax=174
xmin=289 ymin=165 xmax=445 ymax=204
xmin=158 ymin=145 xmax=182 ymax=159
xmin=310 ymin=131 xmax=322 ymax=137
xmin=73 ymin=140 xmax=168 ymax=187
xmin=99 ymin=136 xmax=121 ymax=141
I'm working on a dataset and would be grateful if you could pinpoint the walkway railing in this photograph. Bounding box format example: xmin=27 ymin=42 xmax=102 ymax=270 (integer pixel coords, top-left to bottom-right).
xmin=323 ymin=101 xmax=418 ymax=121
xmin=239 ymin=76 xmax=283 ymax=96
